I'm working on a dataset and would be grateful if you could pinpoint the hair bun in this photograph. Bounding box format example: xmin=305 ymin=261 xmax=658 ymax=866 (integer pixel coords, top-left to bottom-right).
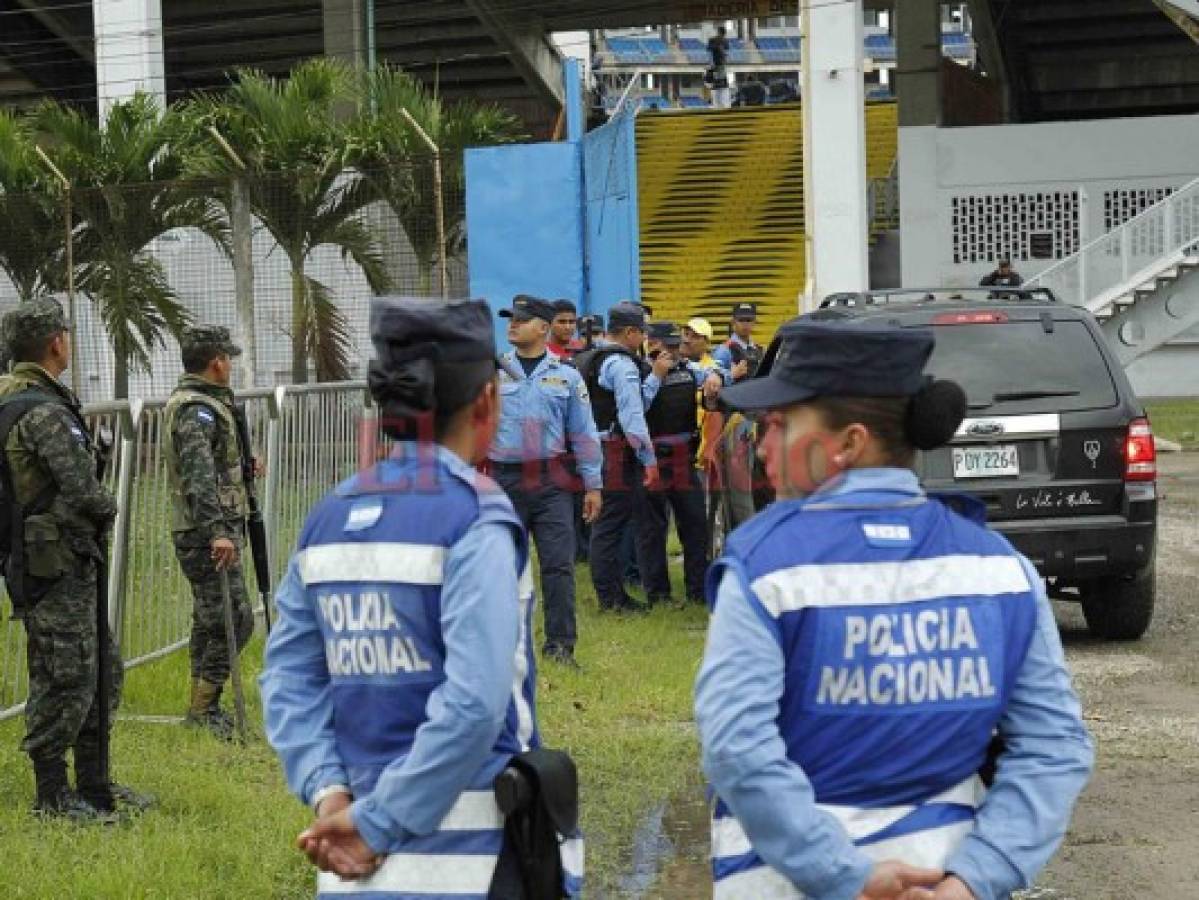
xmin=906 ymin=378 xmax=967 ymax=451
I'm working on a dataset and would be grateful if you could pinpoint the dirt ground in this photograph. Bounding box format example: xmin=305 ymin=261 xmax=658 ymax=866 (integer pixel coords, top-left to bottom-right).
xmin=1032 ymin=451 xmax=1199 ymax=899
xmin=642 ymin=452 xmax=1199 ymax=899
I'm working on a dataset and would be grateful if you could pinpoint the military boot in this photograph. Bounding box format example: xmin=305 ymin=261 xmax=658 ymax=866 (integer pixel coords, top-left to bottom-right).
xmin=75 ymin=746 xmax=156 ymax=815
xmin=32 ymin=756 xmax=113 ymax=823
xmin=185 ymin=678 xmax=233 ymax=741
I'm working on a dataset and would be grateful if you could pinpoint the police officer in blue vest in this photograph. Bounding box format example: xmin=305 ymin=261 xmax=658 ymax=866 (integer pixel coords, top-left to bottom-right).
xmin=695 ymin=318 xmax=1093 ymax=900
xmin=490 ymin=294 xmax=602 ymax=668
xmin=575 ymin=301 xmax=664 ymax=612
xmin=261 ymin=297 xmax=582 ymax=898
xmin=639 ymin=321 xmax=727 ymax=604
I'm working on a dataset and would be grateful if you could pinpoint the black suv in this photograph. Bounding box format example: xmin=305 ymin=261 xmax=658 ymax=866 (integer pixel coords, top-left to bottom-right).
xmin=707 ymin=288 xmax=1158 ymax=640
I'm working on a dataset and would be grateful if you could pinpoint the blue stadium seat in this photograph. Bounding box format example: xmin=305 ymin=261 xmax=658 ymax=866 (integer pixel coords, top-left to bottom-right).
xmin=727 ymin=37 xmax=754 ymax=64
xmin=756 ymin=36 xmax=798 ymax=63
xmin=864 ymin=34 xmax=896 ymax=61
xmin=679 ymin=96 xmax=710 ymax=108
xmin=606 ymin=37 xmax=649 ymax=64
xmin=641 ymin=37 xmax=673 ymax=63
xmin=678 ymin=37 xmax=711 ymax=65
xmin=942 ymin=31 xmax=972 ymax=59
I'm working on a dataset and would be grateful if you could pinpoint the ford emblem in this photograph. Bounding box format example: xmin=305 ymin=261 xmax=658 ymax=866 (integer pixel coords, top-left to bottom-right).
xmin=966 ymin=420 xmax=1005 ymax=437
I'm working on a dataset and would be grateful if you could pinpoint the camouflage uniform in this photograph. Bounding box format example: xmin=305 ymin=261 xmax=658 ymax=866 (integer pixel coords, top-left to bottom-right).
xmin=0 ymin=300 xmax=127 ymax=818
xmin=163 ymin=326 xmax=253 ymax=732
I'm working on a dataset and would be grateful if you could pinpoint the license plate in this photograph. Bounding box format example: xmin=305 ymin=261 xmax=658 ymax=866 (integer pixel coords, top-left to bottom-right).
xmin=952 ymin=444 xmax=1019 ymax=479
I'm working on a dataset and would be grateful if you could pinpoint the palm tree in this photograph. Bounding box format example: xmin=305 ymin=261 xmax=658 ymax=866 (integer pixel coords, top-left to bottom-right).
xmin=178 ymin=58 xmax=389 ymax=383
xmin=0 ymin=109 xmax=66 ymax=301
xmin=352 ymin=66 xmax=524 ymax=294
xmin=35 ymin=93 xmax=227 ymax=398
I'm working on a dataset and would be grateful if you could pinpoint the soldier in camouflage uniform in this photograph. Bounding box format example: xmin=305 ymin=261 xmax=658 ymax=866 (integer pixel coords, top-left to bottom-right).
xmin=164 ymin=325 xmax=255 ymax=739
xmin=0 ymin=300 xmax=151 ymax=820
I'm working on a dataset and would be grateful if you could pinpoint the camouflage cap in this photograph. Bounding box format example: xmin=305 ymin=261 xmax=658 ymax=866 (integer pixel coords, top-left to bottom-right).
xmin=180 ymin=324 xmax=242 ymax=360
xmin=1 ymin=299 xmax=70 ymax=352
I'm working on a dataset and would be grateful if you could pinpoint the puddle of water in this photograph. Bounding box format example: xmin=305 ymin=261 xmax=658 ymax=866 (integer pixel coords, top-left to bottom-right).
xmin=615 ymin=785 xmax=711 ymax=899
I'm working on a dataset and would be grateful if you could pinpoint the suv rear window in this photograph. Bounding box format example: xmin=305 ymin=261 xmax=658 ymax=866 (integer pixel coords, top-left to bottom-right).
xmin=926 ymin=320 xmax=1118 ymax=414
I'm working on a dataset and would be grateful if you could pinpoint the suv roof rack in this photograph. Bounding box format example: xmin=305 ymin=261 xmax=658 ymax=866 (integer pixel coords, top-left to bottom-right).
xmin=819 ymin=286 xmax=1059 ymax=308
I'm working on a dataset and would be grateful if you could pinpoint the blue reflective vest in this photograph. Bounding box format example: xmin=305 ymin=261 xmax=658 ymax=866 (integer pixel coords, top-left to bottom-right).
xmin=708 ymin=488 xmax=1039 ymax=898
xmin=289 ymin=450 xmax=578 ymax=898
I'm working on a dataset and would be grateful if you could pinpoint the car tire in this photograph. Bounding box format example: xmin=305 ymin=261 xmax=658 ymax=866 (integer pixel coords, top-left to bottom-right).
xmin=1080 ymin=560 xmax=1155 ymax=641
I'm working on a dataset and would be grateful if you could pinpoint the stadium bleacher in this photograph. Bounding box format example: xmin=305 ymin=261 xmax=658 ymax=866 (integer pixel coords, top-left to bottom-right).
xmin=679 ymin=96 xmax=711 ymax=108
xmin=678 ymin=37 xmax=710 ymax=65
xmin=727 ymin=37 xmax=754 ymax=65
xmin=941 ymin=31 xmax=972 ymax=59
xmin=756 ymin=36 xmax=800 ymax=63
xmin=864 ymin=33 xmax=896 ymax=61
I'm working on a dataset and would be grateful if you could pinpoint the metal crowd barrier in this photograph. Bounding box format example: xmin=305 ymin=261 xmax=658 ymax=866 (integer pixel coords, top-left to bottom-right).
xmin=0 ymin=381 xmax=371 ymax=721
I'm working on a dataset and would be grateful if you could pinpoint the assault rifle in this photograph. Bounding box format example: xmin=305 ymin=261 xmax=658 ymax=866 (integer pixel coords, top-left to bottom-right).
xmin=232 ymin=405 xmax=272 ymax=634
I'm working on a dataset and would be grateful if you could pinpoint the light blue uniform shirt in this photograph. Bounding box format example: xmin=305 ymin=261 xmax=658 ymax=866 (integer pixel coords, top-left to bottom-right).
xmin=489 ymin=352 xmax=603 ymax=491
xmin=260 ymin=446 xmax=522 ymax=852
xmin=695 ymin=468 xmax=1094 ymax=900
xmin=597 ymin=346 xmax=656 ymax=468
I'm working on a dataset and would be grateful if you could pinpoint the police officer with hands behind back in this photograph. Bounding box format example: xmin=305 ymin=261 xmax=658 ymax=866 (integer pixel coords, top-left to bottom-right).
xmin=575 ymin=301 xmax=659 ymax=613
xmin=696 ymin=318 xmax=1093 ymax=900
xmin=262 ymin=297 xmax=582 ymax=898
xmin=0 ymin=300 xmax=150 ymax=820
xmin=639 ymin=322 xmax=727 ymax=605
xmin=490 ymin=294 xmax=602 ymax=668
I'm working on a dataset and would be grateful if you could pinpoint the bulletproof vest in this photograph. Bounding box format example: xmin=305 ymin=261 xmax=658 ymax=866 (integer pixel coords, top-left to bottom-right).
xmin=0 ymin=367 xmax=98 ymax=520
xmin=725 ymin=338 xmax=764 ymax=378
xmin=707 ymin=490 xmax=1040 ymax=891
xmin=574 ymin=345 xmax=647 ymax=434
xmin=646 ymin=361 xmax=697 ymax=439
xmin=163 ymin=382 xmax=247 ymax=534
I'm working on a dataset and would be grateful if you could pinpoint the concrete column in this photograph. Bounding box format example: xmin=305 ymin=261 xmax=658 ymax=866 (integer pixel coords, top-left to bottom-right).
xmin=322 ymin=0 xmax=367 ymax=68
xmin=896 ymin=0 xmax=944 ymax=285
xmin=800 ymin=0 xmax=869 ymax=309
xmin=896 ymin=0 xmax=941 ymax=127
xmin=94 ymin=0 xmax=165 ymax=119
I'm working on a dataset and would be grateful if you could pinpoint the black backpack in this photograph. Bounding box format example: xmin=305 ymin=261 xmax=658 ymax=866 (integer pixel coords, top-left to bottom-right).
xmin=0 ymin=389 xmax=60 ymax=609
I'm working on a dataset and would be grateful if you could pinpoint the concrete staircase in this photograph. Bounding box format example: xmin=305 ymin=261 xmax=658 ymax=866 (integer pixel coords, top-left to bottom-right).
xmin=1026 ymin=174 xmax=1199 ymax=365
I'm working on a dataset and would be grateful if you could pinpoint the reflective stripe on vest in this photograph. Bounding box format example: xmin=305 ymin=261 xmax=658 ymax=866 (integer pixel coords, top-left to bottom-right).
xmin=711 ymin=775 xmax=984 ymax=899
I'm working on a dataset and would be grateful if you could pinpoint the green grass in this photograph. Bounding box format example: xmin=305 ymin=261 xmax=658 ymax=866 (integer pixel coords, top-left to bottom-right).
xmin=1146 ymin=399 xmax=1199 ymax=449
xmin=0 ymin=562 xmax=708 ymax=898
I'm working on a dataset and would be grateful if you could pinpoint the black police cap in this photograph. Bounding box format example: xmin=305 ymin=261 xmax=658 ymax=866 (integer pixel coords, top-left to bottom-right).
xmin=607 ymin=302 xmax=646 ymax=330
xmin=719 ymin=319 xmax=934 ymax=413
xmin=499 ymin=294 xmax=557 ymax=323
xmin=647 ymin=321 xmax=683 ymax=346
xmin=732 ymin=302 xmax=758 ymax=321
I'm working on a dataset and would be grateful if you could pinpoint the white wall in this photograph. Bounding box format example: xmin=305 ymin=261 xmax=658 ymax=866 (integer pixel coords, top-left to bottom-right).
xmin=900 ymin=114 xmax=1199 ymax=288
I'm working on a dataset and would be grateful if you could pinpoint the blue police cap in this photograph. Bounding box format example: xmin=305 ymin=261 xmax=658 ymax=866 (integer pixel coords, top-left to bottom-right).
xmin=647 ymin=321 xmax=682 ymax=346
xmin=607 ymin=302 xmax=646 ymax=330
xmin=719 ymin=319 xmax=935 ymax=413
xmin=499 ymin=294 xmax=557 ymax=323
xmin=732 ymin=302 xmax=757 ymax=321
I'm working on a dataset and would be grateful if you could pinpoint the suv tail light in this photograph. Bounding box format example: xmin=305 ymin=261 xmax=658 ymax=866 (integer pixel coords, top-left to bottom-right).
xmin=1124 ymin=418 xmax=1156 ymax=481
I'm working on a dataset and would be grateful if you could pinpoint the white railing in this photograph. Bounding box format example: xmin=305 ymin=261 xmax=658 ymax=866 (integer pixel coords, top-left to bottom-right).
xmin=0 ymin=382 xmax=372 ymax=720
xmin=1027 ymin=174 xmax=1199 ymax=312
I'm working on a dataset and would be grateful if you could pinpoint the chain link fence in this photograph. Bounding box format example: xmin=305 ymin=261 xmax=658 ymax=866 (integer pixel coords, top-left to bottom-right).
xmin=0 ymin=381 xmax=373 ymax=720
xmin=0 ymin=162 xmax=468 ymax=404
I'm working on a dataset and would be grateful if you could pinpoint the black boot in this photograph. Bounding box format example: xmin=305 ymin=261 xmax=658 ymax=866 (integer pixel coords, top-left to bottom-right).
xmin=32 ymin=756 xmax=111 ymax=823
xmin=75 ymin=745 xmax=156 ymax=815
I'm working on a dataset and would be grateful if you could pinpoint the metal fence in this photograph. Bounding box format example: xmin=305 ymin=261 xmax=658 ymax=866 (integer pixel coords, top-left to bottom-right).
xmin=0 ymin=381 xmax=372 ymax=721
